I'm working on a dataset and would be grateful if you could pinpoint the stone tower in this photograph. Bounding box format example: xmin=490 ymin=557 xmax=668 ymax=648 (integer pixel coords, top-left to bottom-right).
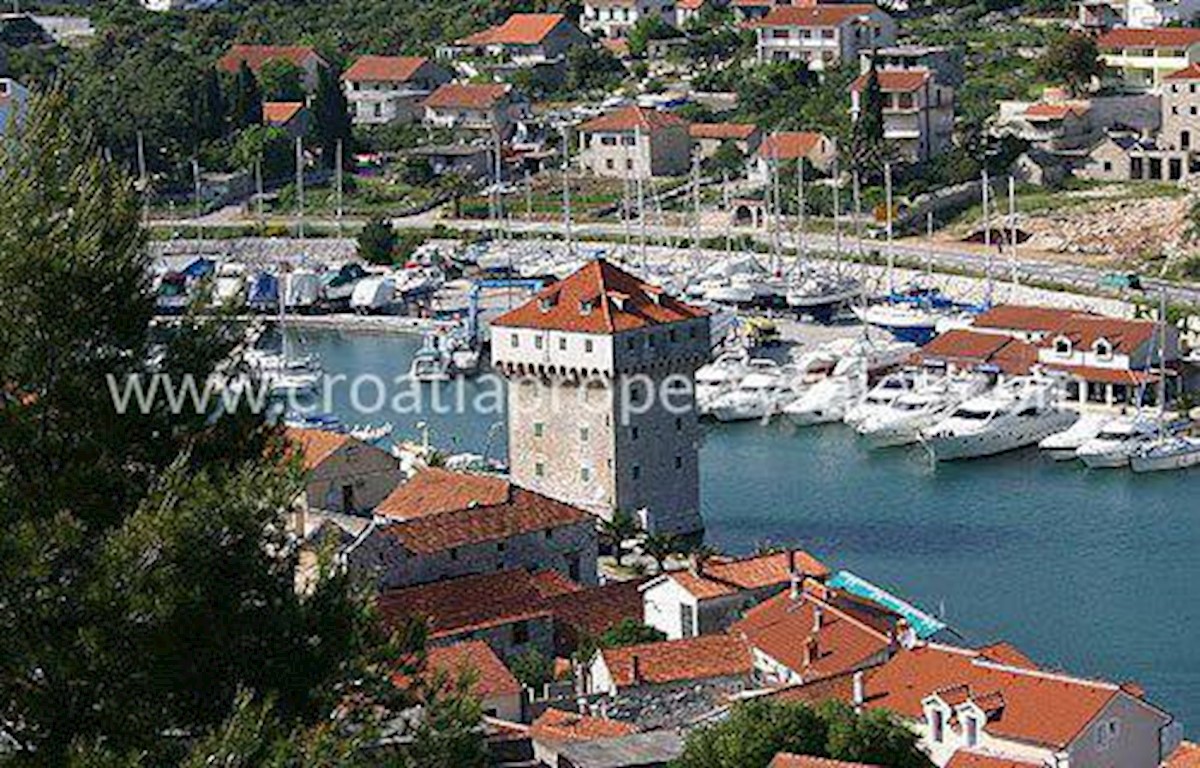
xmin=490 ymin=259 xmax=711 ymax=537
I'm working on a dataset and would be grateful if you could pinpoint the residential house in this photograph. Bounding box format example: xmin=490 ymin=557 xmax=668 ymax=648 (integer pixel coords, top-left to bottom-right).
xmin=689 ymin=122 xmax=763 ymax=160
xmin=753 ymin=5 xmax=897 ymax=71
xmin=860 ymin=44 xmax=964 ymax=87
xmin=770 ymin=755 xmax=880 ymax=768
xmin=1160 ymin=63 xmax=1200 ymax=159
xmin=404 ymin=144 xmax=494 ymax=181
xmin=851 ymin=68 xmax=953 ymax=163
xmin=583 ymin=633 xmax=754 ymax=697
xmin=818 ymin=641 xmax=1174 ymax=768
xmin=342 ymin=55 xmax=452 ymax=125
xmin=1079 ymin=131 xmax=1190 ymax=183
xmin=577 ymin=105 xmax=692 ymax=179
xmin=217 ymin=44 xmax=328 ymax=92
xmin=262 ymin=101 xmax=309 ymax=138
xmin=675 ymin=0 xmax=710 ymax=26
xmin=394 ymin=640 xmax=524 ymax=721
xmin=581 ymin=0 xmax=678 ymax=40
xmin=994 ymin=89 xmax=1160 ymax=154
xmin=913 ymin=329 xmax=1040 ymax=379
xmin=1079 ymin=0 xmax=1200 ymax=30
xmin=283 ymin=427 xmax=405 ymax=519
xmin=1097 ymin=28 xmax=1200 ymax=92
xmin=377 ymin=567 xmax=564 ymax=660
xmin=442 ymin=13 xmax=589 ymax=65
xmin=543 ymin=577 xmax=647 ymax=655
xmin=640 ymin=550 xmax=829 ymax=640
xmin=489 ymin=259 xmax=712 ymax=536
xmin=530 ymin=708 xmax=640 ymax=766
xmin=732 ymin=0 xmax=781 ymax=22
xmin=750 ymin=131 xmax=838 ymax=184
xmin=0 ymin=78 xmax=29 ymax=136
xmin=555 ymin=731 xmax=685 ymax=768
xmin=349 ymin=467 xmax=599 ymax=588
xmin=422 ymin=82 xmax=528 ymax=138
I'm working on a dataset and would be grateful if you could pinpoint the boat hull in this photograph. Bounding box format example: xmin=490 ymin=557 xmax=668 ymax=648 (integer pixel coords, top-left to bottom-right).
xmin=925 ymin=412 xmax=1077 ymax=461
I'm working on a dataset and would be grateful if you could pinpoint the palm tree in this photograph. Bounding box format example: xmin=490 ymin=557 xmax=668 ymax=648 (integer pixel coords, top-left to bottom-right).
xmin=599 ymin=509 xmax=641 ymax=566
xmin=640 ymin=531 xmax=682 ymax=574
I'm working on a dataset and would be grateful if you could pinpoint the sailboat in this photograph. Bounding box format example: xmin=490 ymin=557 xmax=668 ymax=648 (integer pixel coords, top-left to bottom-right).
xmin=1131 ymin=291 xmax=1200 ymax=472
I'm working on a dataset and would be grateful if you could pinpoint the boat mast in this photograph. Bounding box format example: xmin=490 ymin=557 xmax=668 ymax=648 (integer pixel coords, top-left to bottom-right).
xmin=832 ymin=152 xmax=842 ymax=272
xmin=335 ymin=139 xmax=344 ymax=238
xmin=769 ymin=133 xmax=781 ymax=277
xmin=560 ymin=125 xmax=574 ymax=259
xmin=796 ymin=149 xmax=806 ymax=271
xmin=1157 ymin=287 xmax=1168 ymax=438
xmin=723 ymin=170 xmax=732 ymax=256
xmin=884 ymin=160 xmax=894 ymax=295
xmin=981 ymin=168 xmax=993 ymax=309
xmin=295 ymin=137 xmax=304 ymax=240
xmin=1008 ymin=176 xmax=1019 ymax=287
xmin=691 ymin=148 xmax=702 ymax=272
xmin=636 ymin=126 xmax=647 ymax=271
xmin=853 ymin=169 xmax=868 ymax=341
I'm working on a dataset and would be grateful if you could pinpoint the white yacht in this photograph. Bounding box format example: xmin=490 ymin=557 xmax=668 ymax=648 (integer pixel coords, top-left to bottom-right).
xmin=1038 ymin=412 xmax=1110 ymax=461
xmin=1130 ymin=434 xmax=1200 ymax=473
xmin=212 ymin=262 xmax=246 ymax=308
xmin=843 ymin=369 xmax=921 ymax=428
xmin=783 ymin=368 xmax=867 ymax=427
xmin=708 ymin=361 xmax=794 ymax=423
xmin=350 ymin=276 xmax=396 ymax=314
xmin=1075 ymin=416 xmax=1161 ymax=469
xmin=696 ymin=349 xmax=751 ymax=411
xmin=283 ymin=270 xmax=321 ymax=313
xmin=856 ymin=374 xmax=990 ymax=449
xmin=921 ymin=378 xmax=1077 ymax=461
xmin=786 ymin=273 xmax=862 ymax=322
xmin=409 ymin=334 xmax=452 ymax=382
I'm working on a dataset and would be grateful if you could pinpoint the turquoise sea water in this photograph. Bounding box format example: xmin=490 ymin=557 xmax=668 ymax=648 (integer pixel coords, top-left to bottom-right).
xmin=288 ymin=327 xmax=1199 ymax=732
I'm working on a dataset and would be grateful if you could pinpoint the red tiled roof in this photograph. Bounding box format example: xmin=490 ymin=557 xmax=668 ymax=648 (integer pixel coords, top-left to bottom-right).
xmin=766 ymin=668 xmax=868 ymax=707
xmin=757 ymin=131 xmax=828 ymax=160
xmin=1046 ymin=314 xmax=1157 ymax=354
xmin=678 ymin=0 xmax=707 ymax=9
xmin=578 ymin=105 xmax=689 ymax=134
xmin=754 ymin=4 xmax=876 ymax=27
xmin=263 ymin=101 xmax=303 ymax=125
xmin=283 ymin=427 xmax=349 ymax=470
xmin=546 ymin=579 xmax=646 ymax=639
xmin=1166 ymin=63 xmax=1200 ymax=81
xmin=851 ymin=69 xmax=930 ymax=93
xmin=599 ymin=634 xmax=753 ymax=687
xmin=378 ymin=568 xmax=555 ymax=638
xmin=217 ymin=45 xmax=323 ymax=74
xmin=732 ymin=590 xmax=891 ymax=679
xmin=770 ymin=754 xmax=880 ymax=768
xmin=424 ymin=83 xmax=510 ymax=110
xmin=491 ymin=258 xmax=708 ymax=334
xmin=665 ymin=551 xmax=829 ymax=600
xmin=458 ymin=13 xmax=568 ymax=46
xmin=394 ymin=640 xmax=522 ymax=699
xmin=376 ymin=469 xmax=594 ymax=554
xmin=977 ymin=642 xmax=1039 ymax=671
xmin=601 ymin=38 xmax=630 ymax=56
xmin=530 ymin=569 xmax=585 ymax=598
xmin=690 ymin=122 xmax=760 ymax=141
xmin=944 ymin=751 xmax=1042 ymax=768
xmin=1166 ymin=742 xmax=1200 ymax=768
xmin=855 ymin=643 xmax=1139 ymax=750
xmin=972 ymin=304 xmax=1091 ymax=333
xmin=1023 ymin=102 xmax=1089 ymax=121
xmin=917 ymin=329 xmax=1037 ymax=375
xmin=1098 ymin=27 xmax=1200 ymax=49
xmin=530 ymin=708 xmax=640 ymax=742
xmin=343 ymin=55 xmax=429 ymax=83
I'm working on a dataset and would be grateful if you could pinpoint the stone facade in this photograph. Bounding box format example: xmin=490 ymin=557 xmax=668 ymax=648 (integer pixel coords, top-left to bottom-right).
xmin=1161 ymin=71 xmax=1200 ymax=154
xmin=581 ymin=0 xmax=677 ymax=39
xmin=343 ymin=57 xmax=453 ymax=126
xmin=430 ymin=614 xmax=557 ymax=663
xmin=579 ymin=122 xmax=692 ymax=179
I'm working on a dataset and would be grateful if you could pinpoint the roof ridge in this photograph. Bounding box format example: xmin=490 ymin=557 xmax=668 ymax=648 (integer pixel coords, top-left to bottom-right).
xmin=970 ymin=657 xmax=1120 ymax=691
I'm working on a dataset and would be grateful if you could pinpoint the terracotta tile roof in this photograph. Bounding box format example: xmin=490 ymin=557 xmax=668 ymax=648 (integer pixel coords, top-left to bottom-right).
xmin=263 ymin=101 xmax=304 ymax=125
xmin=376 ymin=469 xmax=594 ymax=554
xmin=491 ymin=258 xmax=708 ymax=334
xmin=1167 ymin=63 xmax=1200 ymax=80
xmin=678 ymin=0 xmax=707 ymax=9
xmin=530 ymin=569 xmax=585 ymax=598
xmin=732 ymin=590 xmax=891 ymax=679
xmin=546 ymin=578 xmax=646 ymax=638
xmin=917 ymin=329 xmax=1037 ymax=375
xmin=754 ymin=4 xmax=876 ymax=27
xmin=578 ymin=105 xmax=689 ymax=134
xmin=972 ymin=304 xmax=1091 ymax=333
xmin=851 ymin=69 xmax=930 ymax=93
xmin=1166 ymin=742 xmax=1200 ymax=768
xmin=530 ymin=708 xmax=640 ymax=742
xmin=856 ymin=643 xmax=1147 ymax=750
xmin=395 ymin=640 xmax=522 ymax=698
xmin=1098 ymin=27 xmax=1200 ymax=49
xmin=217 ymin=45 xmax=323 ymax=74
xmin=690 ymin=122 xmax=760 ymax=140
xmin=599 ymin=634 xmax=753 ymax=687
xmin=601 ymin=38 xmax=630 ymax=56
xmin=757 ymin=131 xmax=828 ymax=160
xmin=378 ymin=568 xmax=554 ymax=638
xmin=343 ymin=55 xmax=429 ymax=83
xmin=977 ymin=641 xmax=1038 ymax=670
xmin=1046 ymin=314 xmax=1157 ymax=354
xmin=283 ymin=427 xmax=349 ymax=470
xmin=664 ymin=551 xmax=829 ymax=601
xmin=944 ymin=751 xmax=1042 ymax=768
xmin=458 ymin=13 xmax=567 ymax=46
xmin=424 ymin=83 xmax=510 ymax=110
xmin=770 ymin=754 xmax=880 ymax=768
xmin=766 ymin=668 xmax=867 ymax=706
xmin=1023 ymin=102 xmax=1089 ymax=121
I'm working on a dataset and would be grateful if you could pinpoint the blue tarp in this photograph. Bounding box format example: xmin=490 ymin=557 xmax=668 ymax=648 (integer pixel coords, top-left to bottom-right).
xmin=827 ymin=570 xmax=947 ymax=640
xmin=248 ymin=273 xmax=279 ymax=306
xmin=182 ymin=258 xmax=216 ymax=279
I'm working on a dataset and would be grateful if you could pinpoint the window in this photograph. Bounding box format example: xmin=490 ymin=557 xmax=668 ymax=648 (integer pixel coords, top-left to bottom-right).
xmin=930 ymin=709 xmax=944 ymax=743
xmin=626 ymin=158 xmax=634 ymax=171
xmin=580 ymin=426 xmax=590 ymax=442
xmin=601 ymin=135 xmax=617 ymax=146
xmin=632 ymin=464 xmax=641 ymax=480
xmin=581 ymin=467 xmax=591 ymax=482
xmin=567 ymin=554 xmax=581 ymax=582
xmin=559 ymin=337 xmax=567 ymax=351
xmin=512 ymin=620 xmax=529 ymax=645
xmin=545 ymin=529 xmax=554 ymax=540
xmin=896 ymin=93 xmax=914 ymax=110
xmin=1096 ymin=719 xmax=1120 ymax=749
xmin=631 ymin=426 xmax=640 ymax=441
xmin=675 ymin=416 xmax=683 ymax=431
xmin=535 ymin=462 xmax=545 ymax=477
xmin=669 ymin=329 xmax=677 ymax=343
xmin=1054 ymin=338 xmax=1072 ymax=355
xmin=585 ymin=339 xmax=594 ymax=353
xmin=497 ymin=541 xmax=506 ymax=553
xmin=534 ymin=335 xmax=544 ymax=349
xmin=450 ymin=547 xmax=459 ymax=561
xmin=341 ymin=484 xmax=356 ymax=514
xmin=510 ymin=333 xmax=519 ymax=348
xmin=606 ymin=158 xmax=615 ymax=170
xmin=534 ymin=422 xmax=544 ymax=437
xmin=772 ymin=29 xmax=789 ymax=39
xmin=1184 ymin=130 xmax=1192 ymax=149
xmin=964 ymin=715 xmax=979 ymax=747
xmin=680 ymin=604 xmax=696 ymax=637
xmin=1104 ymin=161 xmax=1113 ymax=172
xmin=1095 ymin=339 xmax=1113 ymax=357
xmin=675 ymin=455 xmax=683 ymax=470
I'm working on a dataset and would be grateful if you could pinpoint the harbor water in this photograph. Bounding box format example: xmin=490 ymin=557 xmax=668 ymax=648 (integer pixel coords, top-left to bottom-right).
xmin=288 ymin=327 xmax=1199 ymax=733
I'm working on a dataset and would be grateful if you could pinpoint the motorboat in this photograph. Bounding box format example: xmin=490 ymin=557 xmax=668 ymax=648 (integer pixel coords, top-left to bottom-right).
xmin=247 ymin=272 xmax=280 ymax=313
xmin=783 ymin=366 xmax=867 ymax=427
xmin=786 ymin=273 xmax=862 ymax=323
xmin=1038 ymin=413 xmax=1111 ymax=461
xmin=707 ymin=361 xmax=793 ymax=422
xmin=155 ymin=272 xmax=191 ymax=315
xmin=350 ymin=276 xmax=396 ymax=314
xmin=856 ymin=374 xmax=990 ymax=449
xmin=212 ymin=262 xmax=246 ymax=309
xmin=282 ymin=270 xmax=322 ymax=313
xmin=1076 ymin=416 xmax=1163 ymax=469
xmin=852 ymin=303 xmax=945 ymax=346
xmin=921 ymin=377 xmax=1077 ymax=461
xmin=409 ymin=334 xmax=452 ymax=382
xmin=245 ymin=348 xmax=321 ymax=375
xmin=828 ymin=337 xmax=917 ymax=378
xmin=349 ymin=422 xmax=394 ymax=444
xmin=702 ymin=274 xmax=758 ymax=305
xmin=265 ymin=369 xmax=321 ymax=397
xmin=843 ymin=369 xmax=922 ymax=428
xmin=322 ymin=263 xmax=369 ymax=306
xmin=696 ymin=349 xmax=751 ymax=411
xmin=1130 ymin=433 xmax=1200 ymax=473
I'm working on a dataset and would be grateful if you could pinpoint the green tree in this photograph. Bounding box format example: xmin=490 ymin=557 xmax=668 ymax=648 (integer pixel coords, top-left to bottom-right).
xmin=258 ymin=58 xmax=306 ymax=102
xmin=312 ymin=64 xmax=354 ymax=169
xmin=507 ymin=649 xmax=554 ymax=690
xmin=598 ymin=509 xmax=641 ymax=566
xmin=640 ymin=531 xmax=683 ymax=573
xmin=231 ymin=61 xmax=264 ymax=130
xmin=400 ymin=155 xmax=436 ymax=187
xmin=627 ymin=16 xmax=678 ymax=58
xmin=563 ymin=44 xmax=627 ymax=95
xmin=598 ymin=618 xmax=666 ymax=648
xmin=231 ymin=124 xmax=294 ymax=180
xmin=359 ymin=215 xmax=398 ymax=264
xmin=1038 ymin=32 xmax=1104 ymax=97
xmin=703 ymin=139 xmax=746 ymax=179
xmin=850 ymin=62 xmax=886 ymax=182
xmin=195 ymin=67 xmax=226 ymax=143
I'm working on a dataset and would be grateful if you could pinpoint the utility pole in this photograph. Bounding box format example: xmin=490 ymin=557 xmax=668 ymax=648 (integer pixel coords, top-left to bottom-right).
xmin=295 ymin=137 xmax=305 ymax=239
xmin=884 ymin=160 xmax=894 ymax=294
xmin=691 ymin=149 xmax=701 ymax=264
xmin=796 ymin=152 xmax=806 ymax=263
xmin=832 ymin=154 xmax=842 ymax=259
xmin=191 ymin=158 xmax=201 ymax=240
xmin=255 ymin=156 xmax=264 ymax=227
xmin=982 ymin=168 xmax=992 ymax=308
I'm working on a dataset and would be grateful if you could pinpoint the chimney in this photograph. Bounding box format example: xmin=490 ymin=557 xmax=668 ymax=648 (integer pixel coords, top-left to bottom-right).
xmin=812 ymin=605 xmax=823 ymax=632
xmin=787 ymin=548 xmax=798 ymax=576
xmin=688 ymin=552 xmax=704 ymax=577
xmin=803 ymin=636 xmax=819 ymax=668
xmin=789 ymin=572 xmax=801 ymax=601
xmin=577 ymin=696 xmax=588 ymax=714
xmin=630 ymin=653 xmax=642 ymax=686
xmin=852 ymin=671 xmax=865 ymax=712
xmin=896 ymin=618 xmax=913 ymax=649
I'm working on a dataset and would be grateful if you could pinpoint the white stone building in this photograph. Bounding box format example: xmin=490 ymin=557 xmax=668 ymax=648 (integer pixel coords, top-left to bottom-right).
xmin=1098 ymin=27 xmax=1200 ymax=92
xmin=490 ymin=259 xmax=711 ymax=536
xmin=342 ymin=55 xmax=453 ymax=125
xmin=422 ymin=82 xmax=529 ymax=138
xmin=1079 ymin=0 xmax=1200 ymax=30
xmin=850 ymin=68 xmax=954 ymax=164
xmin=284 ymin=427 xmax=405 ymax=518
xmin=753 ymin=4 xmax=896 ymax=71
xmin=577 ymin=105 xmax=692 ymax=179
xmin=581 ymin=0 xmax=678 ymax=39
xmin=749 ymin=131 xmax=838 ymax=185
